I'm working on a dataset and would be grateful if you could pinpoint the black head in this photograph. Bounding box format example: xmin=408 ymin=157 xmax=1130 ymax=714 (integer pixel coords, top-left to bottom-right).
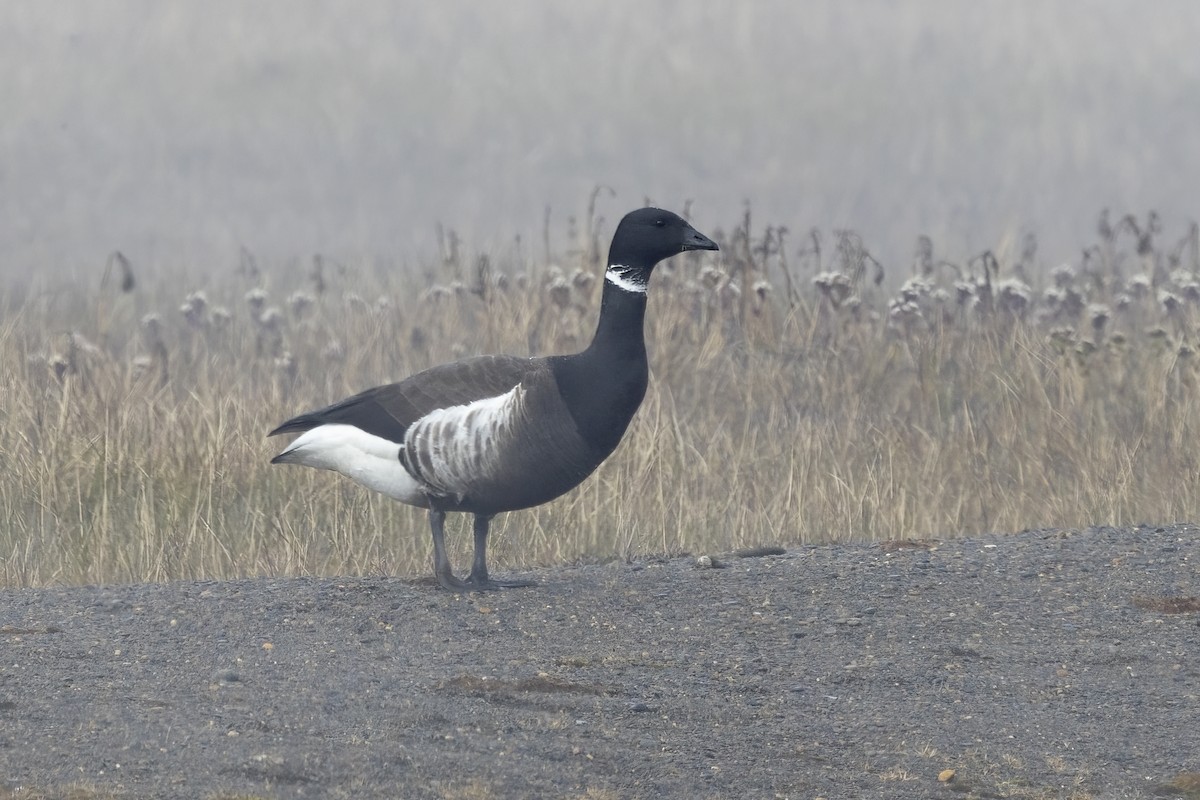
xmin=607 ymin=208 xmax=719 ymax=271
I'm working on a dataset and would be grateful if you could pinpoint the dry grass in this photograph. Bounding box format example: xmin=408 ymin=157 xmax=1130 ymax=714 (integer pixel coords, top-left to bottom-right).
xmin=0 ymin=786 xmax=124 ymax=800
xmin=1132 ymin=595 xmax=1200 ymax=614
xmin=440 ymin=673 xmax=619 ymax=696
xmin=434 ymin=779 xmax=621 ymax=800
xmin=1163 ymin=773 xmax=1200 ymax=799
xmin=3 ymin=208 xmax=1200 ymax=588
xmin=900 ymin=743 xmax=1099 ymax=799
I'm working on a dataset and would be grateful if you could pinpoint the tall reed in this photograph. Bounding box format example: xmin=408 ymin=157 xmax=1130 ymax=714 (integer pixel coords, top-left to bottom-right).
xmin=3 ymin=209 xmax=1198 ymax=587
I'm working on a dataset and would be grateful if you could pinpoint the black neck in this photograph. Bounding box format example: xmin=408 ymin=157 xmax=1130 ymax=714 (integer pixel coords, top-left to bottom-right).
xmin=585 ymin=277 xmax=648 ymax=362
xmin=549 ymin=276 xmax=651 ymax=456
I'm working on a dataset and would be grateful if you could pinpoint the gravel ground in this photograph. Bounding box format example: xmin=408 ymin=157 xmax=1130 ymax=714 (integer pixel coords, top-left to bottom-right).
xmin=1 ymin=524 xmax=1198 ymax=800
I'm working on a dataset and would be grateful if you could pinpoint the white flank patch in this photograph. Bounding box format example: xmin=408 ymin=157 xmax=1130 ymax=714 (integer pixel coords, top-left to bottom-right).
xmin=604 ymin=264 xmax=647 ymax=294
xmin=273 ymin=423 xmax=426 ymax=506
xmin=404 ymin=384 xmax=524 ymax=499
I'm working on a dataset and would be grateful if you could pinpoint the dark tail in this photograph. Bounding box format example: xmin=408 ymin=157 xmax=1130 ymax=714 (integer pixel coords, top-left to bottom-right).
xmin=267 ymin=414 xmax=321 ymax=437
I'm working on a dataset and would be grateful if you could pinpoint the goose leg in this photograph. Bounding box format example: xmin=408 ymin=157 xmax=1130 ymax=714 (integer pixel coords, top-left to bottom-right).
xmin=428 ymin=508 xmax=471 ymax=591
xmin=467 ymin=514 xmax=536 ymax=590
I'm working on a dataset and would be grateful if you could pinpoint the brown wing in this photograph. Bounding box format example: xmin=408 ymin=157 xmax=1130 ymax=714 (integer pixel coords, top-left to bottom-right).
xmin=268 ymin=355 xmax=543 ymax=444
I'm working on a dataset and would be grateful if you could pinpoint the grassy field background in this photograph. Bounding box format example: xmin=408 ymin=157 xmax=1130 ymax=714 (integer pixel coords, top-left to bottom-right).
xmin=3 ymin=204 xmax=1199 ymax=588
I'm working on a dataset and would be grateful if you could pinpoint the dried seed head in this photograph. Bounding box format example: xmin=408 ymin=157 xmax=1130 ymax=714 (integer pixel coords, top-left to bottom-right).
xmin=1127 ymin=274 xmax=1151 ymax=298
xmin=49 ymin=354 xmax=70 ymax=380
xmin=899 ymin=276 xmax=933 ymax=301
xmin=813 ymin=271 xmax=852 ymax=304
xmin=180 ymin=291 xmax=208 ymax=327
xmin=700 ymin=264 xmax=727 ymax=289
xmin=210 ymin=306 xmax=232 ymax=328
xmin=1177 ymin=279 xmax=1200 ymax=303
xmin=1087 ymin=303 xmax=1111 ymax=331
xmin=180 ymin=302 xmax=201 ymax=326
xmin=1049 ymin=327 xmax=1077 ymax=346
xmin=996 ymin=279 xmax=1032 ymax=315
xmin=274 ymin=351 xmax=296 ymax=379
xmin=141 ymin=313 xmax=163 ymax=343
xmin=1158 ymin=289 xmax=1183 ymax=314
xmin=888 ymin=297 xmax=922 ymax=323
xmin=571 ymin=269 xmax=595 ymax=293
xmin=420 ymin=285 xmax=452 ymax=303
xmin=547 ymin=277 xmax=572 ymax=310
xmin=1169 ymin=268 xmax=1196 ymax=285
xmin=186 ymin=290 xmax=208 ymax=312
xmin=953 ymin=280 xmax=976 ymax=305
xmin=258 ymin=306 xmax=284 ymax=329
xmin=244 ymin=288 xmax=268 ymax=312
xmin=287 ymin=291 xmax=314 ymax=318
xmin=131 ymin=354 xmax=154 ymax=377
xmin=1060 ymin=287 xmax=1086 ymax=318
xmin=1050 ymin=263 xmax=1076 ymax=287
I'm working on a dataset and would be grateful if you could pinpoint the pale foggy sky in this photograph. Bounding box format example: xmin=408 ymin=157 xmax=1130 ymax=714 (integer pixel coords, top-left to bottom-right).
xmin=3 ymin=1 xmax=1198 ymax=277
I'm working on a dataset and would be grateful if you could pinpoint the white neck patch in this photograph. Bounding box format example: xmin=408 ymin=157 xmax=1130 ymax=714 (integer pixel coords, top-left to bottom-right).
xmin=605 ymin=264 xmax=647 ymax=294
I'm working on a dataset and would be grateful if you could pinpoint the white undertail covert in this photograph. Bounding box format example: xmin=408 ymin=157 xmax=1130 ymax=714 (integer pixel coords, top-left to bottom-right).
xmin=272 ymin=423 xmax=426 ymax=505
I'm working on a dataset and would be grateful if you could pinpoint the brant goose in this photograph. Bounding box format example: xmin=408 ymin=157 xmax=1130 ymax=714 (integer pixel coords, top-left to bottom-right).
xmin=269 ymin=207 xmax=719 ymax=590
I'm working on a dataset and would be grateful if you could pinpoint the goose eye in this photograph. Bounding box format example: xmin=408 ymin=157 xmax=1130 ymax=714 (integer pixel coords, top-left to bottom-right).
xmin=655 ymin=219 xmax=666 ymax=228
